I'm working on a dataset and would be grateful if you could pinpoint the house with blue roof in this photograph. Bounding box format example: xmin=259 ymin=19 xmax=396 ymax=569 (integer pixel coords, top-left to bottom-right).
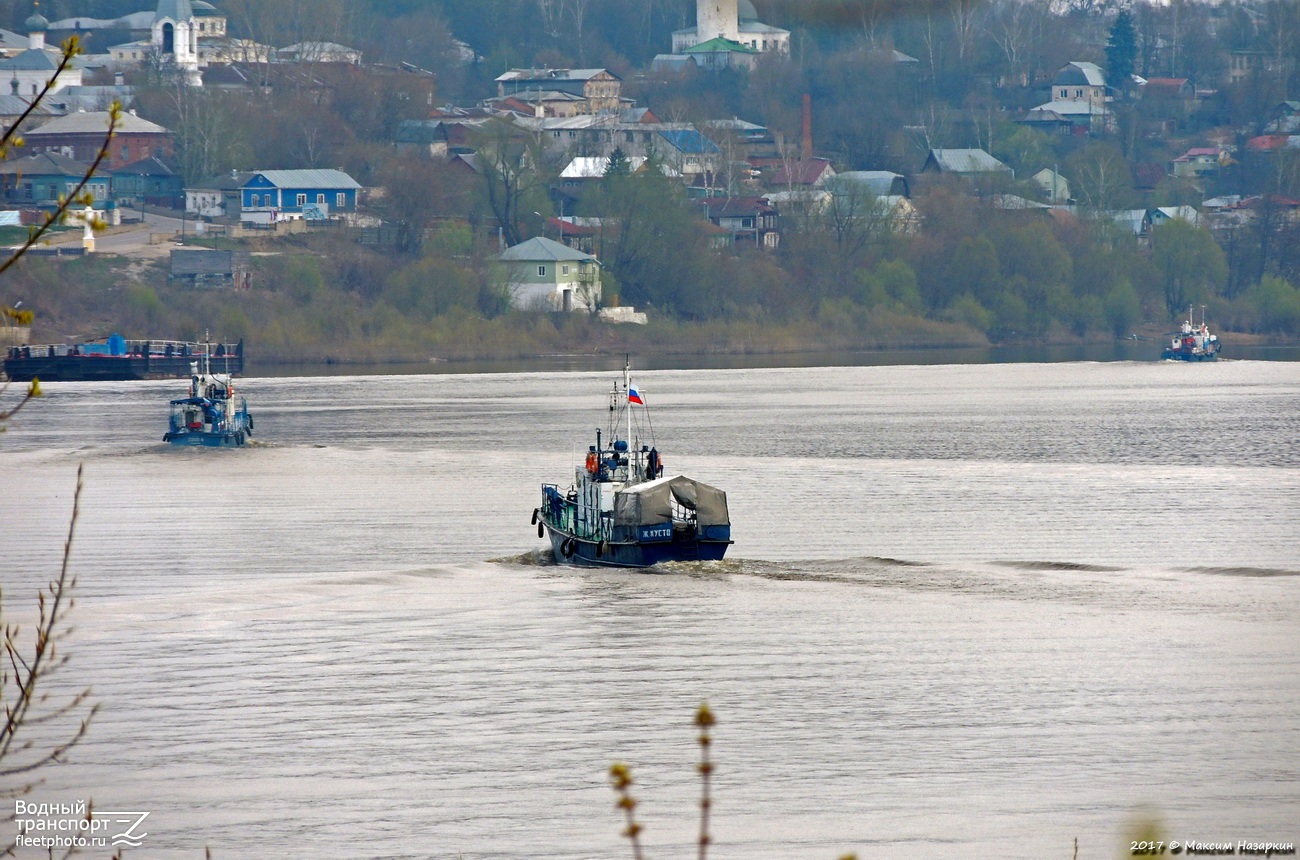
xmin=237 ymin=169 xmax=361 ymax=223
xmin=655 ymin=128 xmax=720 ymax=177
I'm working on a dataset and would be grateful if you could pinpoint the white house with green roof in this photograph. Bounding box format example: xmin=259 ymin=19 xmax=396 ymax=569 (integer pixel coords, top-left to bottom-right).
xmin=497 ymin=236 xmax=601 ymax=312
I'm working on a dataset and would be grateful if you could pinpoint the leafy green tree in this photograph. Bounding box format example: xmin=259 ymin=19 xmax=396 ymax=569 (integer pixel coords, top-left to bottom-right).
xmin=1243 ymin=275 xmax=1300 ymax=333
xmin=1150 ymin=220 xmax=1228 ymax=318
xmin=944 ymin=236 xmax=1000 ymax=306
xmin=1103 ymin=281 xmax=1143 ymax=338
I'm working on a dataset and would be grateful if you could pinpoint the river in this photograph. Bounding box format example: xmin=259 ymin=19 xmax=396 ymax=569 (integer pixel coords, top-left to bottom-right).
xmin=2 ymin=359 xmax=1298 ymax=859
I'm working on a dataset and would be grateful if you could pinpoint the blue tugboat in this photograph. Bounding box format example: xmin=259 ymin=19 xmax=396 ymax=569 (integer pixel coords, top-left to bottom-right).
xmin=1162 ymin=306 xmax=1220 ymax=361
xmin=163 ymin=350 xmax=253 ymax=447
xmin=533 ymin=360 xmax=731 ymax=567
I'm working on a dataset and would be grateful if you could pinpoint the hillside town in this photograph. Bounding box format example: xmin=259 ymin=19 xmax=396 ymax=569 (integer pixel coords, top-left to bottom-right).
xmin=1 ymin=0 xmax=1298 ymax=357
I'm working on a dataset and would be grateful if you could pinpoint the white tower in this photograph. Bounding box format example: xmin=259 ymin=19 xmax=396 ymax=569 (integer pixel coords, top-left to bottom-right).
xmin=152 ymin=0 xmax=202 ymax=86
xmin=697 ymin=0 xmax=739 ymax=43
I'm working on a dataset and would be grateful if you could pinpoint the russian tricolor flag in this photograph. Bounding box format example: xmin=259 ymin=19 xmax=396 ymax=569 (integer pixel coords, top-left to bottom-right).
xmin=628 ymin=385 xmax=644 ymax=405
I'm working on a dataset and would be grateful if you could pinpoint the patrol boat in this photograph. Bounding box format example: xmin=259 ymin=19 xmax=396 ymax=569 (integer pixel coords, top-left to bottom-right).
xmin=533 ymin=361 xmax=731 ymax=567
xmin=1162 ymin=306 xmax=1220 ymax=361
xmin=163 ymin=349 xmax=253 ymax=447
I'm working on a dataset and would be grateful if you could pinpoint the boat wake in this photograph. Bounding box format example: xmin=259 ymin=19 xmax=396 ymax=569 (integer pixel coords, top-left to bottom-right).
xmin=1183 ymin=565 xmax=1300 ymax=577
xmin=994 ymin=560 xmax=1125 ymax=572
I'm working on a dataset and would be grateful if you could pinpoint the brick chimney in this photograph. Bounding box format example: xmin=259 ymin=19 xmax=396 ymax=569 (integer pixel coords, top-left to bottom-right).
xmin=801 ymin=93 xmax=812 ymax=161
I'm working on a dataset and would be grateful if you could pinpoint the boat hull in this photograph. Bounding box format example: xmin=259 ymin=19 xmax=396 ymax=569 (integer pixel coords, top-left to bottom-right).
xmin=1161 ymin=349 xmax=1218 ymax=361
xmin=164 ymin=430 xmax=247 ymax=447
xmin=541 ymin=521 xmax=729 ymax=568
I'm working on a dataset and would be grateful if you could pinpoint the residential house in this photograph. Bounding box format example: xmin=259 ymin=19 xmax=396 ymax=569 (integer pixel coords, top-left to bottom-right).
xmin=922 ymin=149 xmax=1013 ymax=180
xmin=830 ymin=170 xmax=909 ymax=198
xmin=497 ymin=235 xmax=601 ymax=312
xmin=702 ymin=117 xmax=779 ymax=160
xmin=1141 ymin=78 xmax=1196 ymax=133
xmin=1034 ymin=61 xmax=1112 ymax=134
xmin=652 ymin=128 xmax=722 ymax=181
xmin=1172 ymin=147 xmax=1226 ymax=179
xmin=1049 ymin=61 xmax=1107 ymax=105
xmin=769 ymin=157 xmax=836 ymax=189
xmin=23 ymin=110 xmax=173 ymax=169
xmin=394 ymin=117 xmax=490 ymax=158
xmin=1014 ymin=109 xmax=1075 ymax=137
xmin=111 ymin=154 xmax=183 ymax=206
xmin=695 ymin=196 xmax=779 ymax=249
xmin=558 ymin=155 xmax=653 ymax=196
xmin=237 ymin=169 xmax=361 ymax=222
xmin=824 ymin=174 xmax=919 ymax=234
xmin=169 ymin=248 xmax=252 ymax=289
xmin=185 ymin=169 xmax=253 ymax=218
xmin=0 ymin=151 xmax=109 ymax=205
xmin=1227 ymin=50 xmax=1288 ymax=86
xmin=1149 ymin=206 xmax=1201 ymax=229
xmin=649 ymin=54 xmax=698 ymax=77
xmin=1264 ymin=101 xmax=1300 ymax=135
xmin=495 ymin=69 xmax=623 ymax=115
xmin=550 ymin=216 xmax=599 ymax=255
xmin=1031 ymin=168 xmax=1070 ymax=203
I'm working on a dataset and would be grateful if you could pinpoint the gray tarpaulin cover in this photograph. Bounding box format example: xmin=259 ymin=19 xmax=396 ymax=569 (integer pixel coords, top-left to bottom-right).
xmin=613 ymin=475 xmax=729 ymax=527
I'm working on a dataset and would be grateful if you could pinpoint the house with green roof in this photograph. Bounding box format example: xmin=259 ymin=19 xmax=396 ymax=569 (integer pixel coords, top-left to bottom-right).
xmin=682 ymin=37 xmax=759 ymax=71
xmin=497 ymin=236 xmax=601 ymax=312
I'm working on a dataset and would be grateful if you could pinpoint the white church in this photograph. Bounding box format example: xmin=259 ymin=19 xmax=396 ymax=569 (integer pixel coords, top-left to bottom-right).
xmin=671 ymin=0 xmax=790 ymax=54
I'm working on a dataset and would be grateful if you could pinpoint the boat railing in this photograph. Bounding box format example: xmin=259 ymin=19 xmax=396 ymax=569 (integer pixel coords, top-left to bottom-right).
xmin=541 ymin=484 xmax=613 ymax=541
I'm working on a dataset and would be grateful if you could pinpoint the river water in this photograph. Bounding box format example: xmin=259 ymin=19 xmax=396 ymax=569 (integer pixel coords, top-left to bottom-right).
xmin=2 ymin=360 xmax=1298 ymax=859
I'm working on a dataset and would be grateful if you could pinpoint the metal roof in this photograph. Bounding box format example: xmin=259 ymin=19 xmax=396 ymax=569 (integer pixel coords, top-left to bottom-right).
xmin=927 ymin=149 xmax=1012 ymax=174
xmin=0 ymin=151 xmax=99 ymax=176
xmin=0 ymin=49 xmax=61 ymax=71
xmin=155 ymin=0 xmax=194 ymax=23
xmin=27 ymin=111 xmax=169 ymax=136
xmin=1055 ymin=61 xmax=1106 ymax=88
xmin=246 ymin=169 xmax=361 ymax=189
xmin=498 ymin=236 xmax=596 ymax=263
xmin=657 ymin=128 xmax=720 ymax=155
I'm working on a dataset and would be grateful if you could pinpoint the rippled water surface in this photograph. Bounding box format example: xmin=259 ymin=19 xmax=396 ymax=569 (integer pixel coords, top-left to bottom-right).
xmin=2 ymin=360 xmax=1298 ymax=859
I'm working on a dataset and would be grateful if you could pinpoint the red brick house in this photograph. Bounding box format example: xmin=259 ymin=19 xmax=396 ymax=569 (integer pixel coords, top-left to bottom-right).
xmin=21 ymin=111 xmax=175 ymax=170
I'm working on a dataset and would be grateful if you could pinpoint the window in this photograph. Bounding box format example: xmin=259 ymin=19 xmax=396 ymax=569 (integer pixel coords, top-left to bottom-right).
xmin=538 ymin=265 xmax=547 ymax=277
xmin=562 ymin=264 xmax=569 ymax=275
xmin=316 ymin=193 xmax=326 ymax=204
xmin=296 ymin=193 xmax=307 ymax=206
xmin=1059 ymin=88 xmax=1067 ymax=99
xmin=336 ymin=193 xmax=346 ymax=208
xmin=1075 ymin=88 xmax=1083 ymax=98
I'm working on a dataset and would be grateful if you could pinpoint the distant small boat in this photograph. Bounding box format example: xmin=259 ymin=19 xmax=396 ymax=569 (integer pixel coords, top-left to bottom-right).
xmin=1162 ymin=306 xmax=1220 ymax=361
xmin=533 ymin=360 xmax=732 ymax=567
xmin=163 ymin=350 xmax=253 ymax=447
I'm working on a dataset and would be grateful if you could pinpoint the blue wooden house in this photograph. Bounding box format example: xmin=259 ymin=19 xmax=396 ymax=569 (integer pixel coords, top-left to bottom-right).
xmin=0 ymin=152 xmax=109 ymax=206
xmin=239 ymin=169 xmax=361 ymax=220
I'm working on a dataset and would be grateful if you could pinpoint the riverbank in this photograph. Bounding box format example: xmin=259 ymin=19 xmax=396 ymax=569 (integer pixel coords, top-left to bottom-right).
xmin=3 ymin=249 xmax=1296 ymax=372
